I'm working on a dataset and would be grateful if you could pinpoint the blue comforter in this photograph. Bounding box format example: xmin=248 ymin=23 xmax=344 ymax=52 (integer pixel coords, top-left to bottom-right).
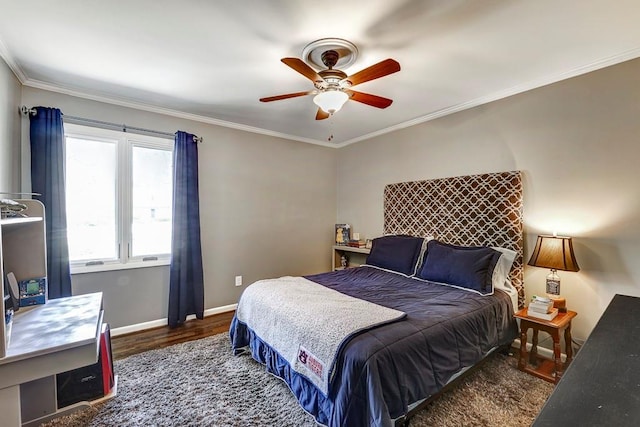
xmin=230 ymin=266 xmax=517 ymax=427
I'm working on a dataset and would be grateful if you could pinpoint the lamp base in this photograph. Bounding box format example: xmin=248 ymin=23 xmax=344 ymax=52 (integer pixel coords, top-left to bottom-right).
xmin=549 ymin=296 xmax=567 ymax=313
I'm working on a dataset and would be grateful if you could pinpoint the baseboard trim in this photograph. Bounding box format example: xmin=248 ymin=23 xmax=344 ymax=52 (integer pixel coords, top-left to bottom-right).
xmin=110 ymin=303 xmax=237 ymax=337
xmin=512 ymin=338 xmax=567 ymax=361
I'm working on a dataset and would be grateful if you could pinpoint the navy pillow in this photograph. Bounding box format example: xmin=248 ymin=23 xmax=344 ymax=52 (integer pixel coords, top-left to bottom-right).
xmin=417 ymin=240 xmax=500 ymax=293
xmin=366 ymin=235 xmax=425 ymax=275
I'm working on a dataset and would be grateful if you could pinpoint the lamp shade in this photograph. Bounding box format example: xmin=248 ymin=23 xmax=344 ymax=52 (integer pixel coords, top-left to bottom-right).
xmin=313 ymin=90 xmax=349 ymax=114
xmin=528 ymin=235 xmax=580 ymax=272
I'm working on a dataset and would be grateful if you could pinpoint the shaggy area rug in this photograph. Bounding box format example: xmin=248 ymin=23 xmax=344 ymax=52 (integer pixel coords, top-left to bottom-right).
xmin=43 ymin=334 xmax=553 ymax=427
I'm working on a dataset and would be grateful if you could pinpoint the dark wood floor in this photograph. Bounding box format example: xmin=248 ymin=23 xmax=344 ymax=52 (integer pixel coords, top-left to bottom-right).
xmin=111 ymin=311 xmax=235 ymax=360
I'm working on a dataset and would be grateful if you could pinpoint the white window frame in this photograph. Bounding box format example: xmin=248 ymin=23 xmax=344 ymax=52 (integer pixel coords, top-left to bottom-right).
xmin=64 ymin=123 xmax=173 ymax=274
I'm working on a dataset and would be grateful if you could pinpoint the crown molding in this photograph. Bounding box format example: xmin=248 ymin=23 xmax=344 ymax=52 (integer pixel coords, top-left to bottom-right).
xmin=0 ymin=37 xmax=27 ymax=83
xmin=335 ymin=46 xmax=640 ymax=148
xmin=21 ymin=78 xmax=335 ymax=148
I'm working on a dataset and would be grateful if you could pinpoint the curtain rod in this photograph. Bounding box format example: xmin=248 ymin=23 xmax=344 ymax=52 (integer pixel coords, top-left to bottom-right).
xmin=20 ymin=106 xmax=203 ymax=143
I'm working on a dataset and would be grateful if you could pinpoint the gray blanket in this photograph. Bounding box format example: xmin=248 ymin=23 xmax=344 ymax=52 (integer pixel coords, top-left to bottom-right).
xmin=235 ymin=276 xmax=406 ymax=395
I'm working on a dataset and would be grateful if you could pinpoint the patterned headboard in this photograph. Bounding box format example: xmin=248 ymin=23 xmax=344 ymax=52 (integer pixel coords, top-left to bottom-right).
xmin=383 ymin=171 xmax=524 ymax=308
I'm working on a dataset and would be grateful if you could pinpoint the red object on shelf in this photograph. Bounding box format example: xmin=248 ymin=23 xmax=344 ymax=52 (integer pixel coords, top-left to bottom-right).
xmin=100 ymin=324 xmax=115 ymax=395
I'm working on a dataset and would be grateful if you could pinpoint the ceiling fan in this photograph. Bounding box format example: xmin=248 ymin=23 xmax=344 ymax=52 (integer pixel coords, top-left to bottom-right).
xmin=260 ymin=48 xmax=400 ymax=120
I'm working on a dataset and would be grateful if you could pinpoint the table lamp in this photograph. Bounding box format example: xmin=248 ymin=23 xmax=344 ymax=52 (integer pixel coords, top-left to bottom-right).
xmin=527 ymin=235 xmax=580 ymax=312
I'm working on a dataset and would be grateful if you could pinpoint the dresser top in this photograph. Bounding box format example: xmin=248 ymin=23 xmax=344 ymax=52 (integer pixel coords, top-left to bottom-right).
xmin=1 ymin=292 xmax=103 ymax=364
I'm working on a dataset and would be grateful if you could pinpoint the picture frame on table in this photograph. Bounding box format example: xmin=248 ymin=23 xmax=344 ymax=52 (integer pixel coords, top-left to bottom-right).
xmin=335 ymin=224 xmax=351 ymax=245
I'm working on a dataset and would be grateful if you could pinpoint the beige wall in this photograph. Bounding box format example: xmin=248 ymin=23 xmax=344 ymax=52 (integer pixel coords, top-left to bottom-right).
xmin=337 ymin=58 xmax=640 ymax=342
xmin=0 ymin=57 xmax=21 ymax=192
xmin=20 ymin=87 xmax=338 ymax=328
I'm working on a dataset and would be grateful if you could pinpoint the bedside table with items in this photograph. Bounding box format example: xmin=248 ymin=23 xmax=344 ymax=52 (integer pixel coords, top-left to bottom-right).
xmin=514 ymin=307 xmax=577 ymax=384
xmin=332 ymin=245 xmax=370 ymax=271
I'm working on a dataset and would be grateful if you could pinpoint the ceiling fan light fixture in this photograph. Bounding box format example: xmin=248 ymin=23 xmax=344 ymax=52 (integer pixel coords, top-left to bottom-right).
xmin=313 ymin=90 xmax=349 ymax=114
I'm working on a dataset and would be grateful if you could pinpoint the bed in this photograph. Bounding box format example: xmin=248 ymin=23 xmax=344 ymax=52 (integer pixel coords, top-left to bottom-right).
xmin=230 ymin=171 xmax=524 ymax=427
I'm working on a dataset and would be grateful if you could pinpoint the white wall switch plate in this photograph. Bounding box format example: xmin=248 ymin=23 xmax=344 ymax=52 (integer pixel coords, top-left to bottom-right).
xmin=235 ymin=276 xmax=243 ymax=287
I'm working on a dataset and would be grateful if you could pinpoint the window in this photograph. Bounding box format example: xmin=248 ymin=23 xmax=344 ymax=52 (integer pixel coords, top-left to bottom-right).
xmin=64 ymin=124 xmax=173 ymax=272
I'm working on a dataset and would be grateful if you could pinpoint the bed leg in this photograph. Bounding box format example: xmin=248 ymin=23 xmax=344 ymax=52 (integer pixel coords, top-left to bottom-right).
xmin=396 ymin=415 xmax=411 ymax=427
xmin=498 ymin=342 xmax=514 ymax=356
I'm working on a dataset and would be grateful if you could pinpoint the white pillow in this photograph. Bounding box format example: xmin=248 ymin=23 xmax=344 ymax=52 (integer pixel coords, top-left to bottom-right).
xmin=491 ymin=247 xmax=517 ymax=290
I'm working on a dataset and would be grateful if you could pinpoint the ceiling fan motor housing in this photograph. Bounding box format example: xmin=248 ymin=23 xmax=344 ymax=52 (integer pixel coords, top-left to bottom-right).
xmin=317 ymin=71 xmax=348 ymax=90
xmin=313 ymin=50 xmax=347 ymax=90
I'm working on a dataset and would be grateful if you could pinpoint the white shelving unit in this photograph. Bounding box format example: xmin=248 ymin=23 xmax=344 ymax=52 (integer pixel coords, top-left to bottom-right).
xmin=1 ymin=200 xmax=46 ymax=358
xmin=332 ymin=245 xmax=371 ymax=271
xmin=0 ymin=200 xmax=104 ymax=426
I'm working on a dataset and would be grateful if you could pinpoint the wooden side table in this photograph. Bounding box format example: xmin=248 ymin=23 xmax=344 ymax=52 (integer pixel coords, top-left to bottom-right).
xmin=514 ymin=308 xmax=577 ymax=384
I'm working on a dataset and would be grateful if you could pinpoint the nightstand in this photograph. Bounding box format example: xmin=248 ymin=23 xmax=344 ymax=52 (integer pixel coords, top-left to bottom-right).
xmin=514 ymin=307 xmax=577 ymax=384
xmin=332 ymin=245 xmax=370 ymax=271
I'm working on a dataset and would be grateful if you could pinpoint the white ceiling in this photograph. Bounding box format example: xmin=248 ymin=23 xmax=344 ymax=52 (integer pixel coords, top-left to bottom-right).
xmin=1 ymin=0 xmax=639 ymax=147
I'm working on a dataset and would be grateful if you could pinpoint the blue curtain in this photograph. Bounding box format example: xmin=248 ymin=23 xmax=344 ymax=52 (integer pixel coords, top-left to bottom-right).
xmin=29 ymin=107 xmax=72 ymax=299
xmin=168 ymin=131 xmax=204 ymax=327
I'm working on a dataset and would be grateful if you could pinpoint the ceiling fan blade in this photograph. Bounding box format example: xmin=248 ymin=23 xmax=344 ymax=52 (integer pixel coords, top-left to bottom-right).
xmin=315 ymin=108 xmax=330 ymax=120
xmin=259 ymin=91 xmax=314 ymax=102
xmin=342 ymin=58 xmax=400 ymax=87
xmin=346 ymin=90 xmax=393 ymax=109
xmin=281 ymin=58 xmax=324 ymax=83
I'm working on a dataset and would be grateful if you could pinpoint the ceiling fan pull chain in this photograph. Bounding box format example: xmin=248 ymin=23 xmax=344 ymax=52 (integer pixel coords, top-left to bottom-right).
xmin=327 ymin=116 xmax=335 ymax=142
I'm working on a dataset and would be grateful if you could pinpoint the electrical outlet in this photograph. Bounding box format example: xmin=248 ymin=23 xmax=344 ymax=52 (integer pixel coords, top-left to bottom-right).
xmin=235 ymin=275 xmax=243 ymax=287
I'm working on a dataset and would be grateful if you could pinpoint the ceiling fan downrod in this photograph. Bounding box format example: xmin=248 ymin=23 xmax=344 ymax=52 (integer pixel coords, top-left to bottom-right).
xmin=321 ymin=50 xmax=339 ymax=69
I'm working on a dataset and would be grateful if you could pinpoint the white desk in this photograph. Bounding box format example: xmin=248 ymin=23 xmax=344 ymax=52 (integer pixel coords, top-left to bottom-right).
xmin=0 ymin=293 xmax=103 ymax=426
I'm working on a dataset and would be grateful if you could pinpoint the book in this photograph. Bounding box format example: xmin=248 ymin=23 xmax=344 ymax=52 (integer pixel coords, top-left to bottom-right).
xmin=527 ymin=307 xmax=558 ymax=321
xmin=532 ymin=295 xmax=552 ymax=304
xmin=528 ymin=300 xmax=553 ymax=314
xmin=528 ymin=295 xmax=554 ymax=314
